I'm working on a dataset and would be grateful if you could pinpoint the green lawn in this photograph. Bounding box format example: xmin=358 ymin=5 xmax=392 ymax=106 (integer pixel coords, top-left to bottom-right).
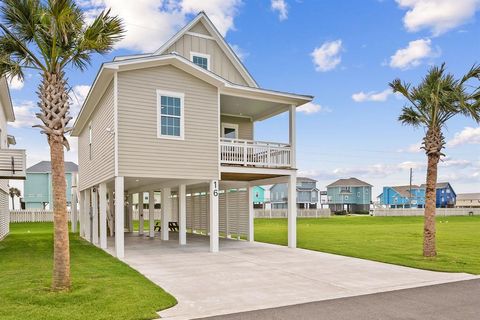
xmin=0 ymin=223 xmax=176 ymax=320
xmin=255 ymin=216 xmax=480 ymax=274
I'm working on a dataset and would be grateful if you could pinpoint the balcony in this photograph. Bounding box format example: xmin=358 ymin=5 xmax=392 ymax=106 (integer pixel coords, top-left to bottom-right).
xmin=220 ymin=138 xmax=291 ymax=168
xmin=0 ymin=149 xmax=26 ymax=179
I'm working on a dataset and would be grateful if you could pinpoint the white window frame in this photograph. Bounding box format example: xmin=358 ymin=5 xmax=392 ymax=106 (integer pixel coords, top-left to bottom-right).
xmin=221 ymin=122 xmax=239 ymax=139
xmin=190 ymin=51 xmax=211 ymax=70
xmin=157 ymin=89 xmax=185 ymax=140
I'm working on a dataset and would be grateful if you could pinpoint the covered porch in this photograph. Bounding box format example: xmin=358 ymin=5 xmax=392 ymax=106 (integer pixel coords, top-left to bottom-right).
xmin=78 ymin=172 xmax=297 ymax=259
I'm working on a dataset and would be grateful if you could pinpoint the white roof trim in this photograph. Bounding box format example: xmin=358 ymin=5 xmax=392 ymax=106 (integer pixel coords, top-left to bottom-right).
xmin=0 ymin=77 xmax=15 ymax=122
xmin=153 ymin=12 xmax=258 ymax=88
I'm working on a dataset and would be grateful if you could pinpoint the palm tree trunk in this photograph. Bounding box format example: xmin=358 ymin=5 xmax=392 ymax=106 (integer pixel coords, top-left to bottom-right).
xmin=423 ymin=154 xmax=439 ymax=257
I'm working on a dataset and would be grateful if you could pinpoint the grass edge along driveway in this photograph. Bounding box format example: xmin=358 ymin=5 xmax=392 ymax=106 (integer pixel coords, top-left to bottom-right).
xmin=255 ymin=216 xmax=480 ymax=275
xmin=0 ymin=223 xmax=176 ymax=320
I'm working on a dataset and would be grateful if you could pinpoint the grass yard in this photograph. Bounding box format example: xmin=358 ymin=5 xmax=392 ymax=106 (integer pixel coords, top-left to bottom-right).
xmin=255 ymin=216 xmax=480 ymax=274
xmin=0 ymin=223 xmax=176 ymax=320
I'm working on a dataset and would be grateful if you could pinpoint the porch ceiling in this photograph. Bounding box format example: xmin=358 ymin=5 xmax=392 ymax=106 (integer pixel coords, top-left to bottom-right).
xmin=221 ymin=172 xmax=283 ymax=181
xmin=220 ymin=94 xmax=289 ymax=121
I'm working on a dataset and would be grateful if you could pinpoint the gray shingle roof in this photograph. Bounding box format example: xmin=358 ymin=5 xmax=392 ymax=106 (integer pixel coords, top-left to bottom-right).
xmin=419 ymin=182 xmax=450 ymax=189
xmin=457 ymin=193 xmax=480 ymax=200
xmin=392 ymin=185 xmax=421 ymax=198
xmin=327 ymin=177 xmax=372 ymax=188
xmin=27 ymin=161 xmax=78 ymax=173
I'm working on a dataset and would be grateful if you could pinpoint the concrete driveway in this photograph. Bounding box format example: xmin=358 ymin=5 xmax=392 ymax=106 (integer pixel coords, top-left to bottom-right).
xmin=106 ymin=233 xmax=477 ymax=320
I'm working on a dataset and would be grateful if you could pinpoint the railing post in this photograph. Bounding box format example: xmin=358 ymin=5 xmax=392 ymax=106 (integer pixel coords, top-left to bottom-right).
xmin=243 ymin=140 xmax=247 ymax=166
xmin=267 ymin=145 xmax=271 ymax=167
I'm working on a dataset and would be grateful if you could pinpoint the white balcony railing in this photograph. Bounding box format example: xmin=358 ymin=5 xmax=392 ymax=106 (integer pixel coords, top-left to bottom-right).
xmin=220 ymin=138 xmax=291 ymax=168
xmin=0 ymin=149 xmax=26 ymax=179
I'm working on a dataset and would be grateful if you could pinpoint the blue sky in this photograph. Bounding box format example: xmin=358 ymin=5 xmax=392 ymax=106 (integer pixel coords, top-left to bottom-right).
xmin=7 ymin=0 xmax=480 ymax=196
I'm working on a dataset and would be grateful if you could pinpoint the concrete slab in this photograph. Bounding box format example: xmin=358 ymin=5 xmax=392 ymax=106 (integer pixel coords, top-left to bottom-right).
xmin=105 ymin=233 xmax=477 ymax=320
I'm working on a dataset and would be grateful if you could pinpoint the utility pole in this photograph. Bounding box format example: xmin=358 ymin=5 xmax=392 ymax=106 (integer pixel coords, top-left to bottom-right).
xmin=409 ymin=168 xmax=413 ymax=207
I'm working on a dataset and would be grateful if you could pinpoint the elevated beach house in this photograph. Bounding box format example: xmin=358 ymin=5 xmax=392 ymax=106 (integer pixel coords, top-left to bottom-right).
xmin=327 ymin=178 xmax=372 ymax=213
xmin=270 ymin=177 xmax=319 ymax=209
xmin=0 ymin=77 xmax=26 ymax=240
xmin=71 ymin=12 xmax=312 ymax=258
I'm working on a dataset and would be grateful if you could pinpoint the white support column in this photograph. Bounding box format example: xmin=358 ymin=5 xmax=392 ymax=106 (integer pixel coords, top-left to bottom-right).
xmin=99 ymin=183 xmax=107 ymax=249
xmin=288 ymin=173 xmax=297 ymax=248
xmin=289 ymin=104 xmax=297 ymax=168
xmin=209 ymin=180 xmax=219 ymax=252
xmin=108 ymin=188 xmax=114 ymax=237
xmin=149 ymin=190 xmax=155 ymax=238
xmin=91 ymin=187 xmax=99 ymax=245
xmin=71 ymin=173 xmax=78 ymax=232
xmin=247 ymin=185 xmax=254 ymax=242
xmin=115 ymin=177 xmax=125 ymax=258
xmin=161 ymin=188 xmax=171 ymax=241
xmin=127 ymin=194 xmax=134 ymax=233
xmin=79 ymin=189 xmax=85 ymax=237
xmin=85 ymin=188 xmax=91 ymax=242
xmin=179 ymin=184 xmax=187 ymax=245
xmin=138 ymin=192 xmax=144 ymax=236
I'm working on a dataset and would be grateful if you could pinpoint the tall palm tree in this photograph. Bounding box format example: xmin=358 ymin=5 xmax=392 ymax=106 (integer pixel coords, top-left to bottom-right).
xmin=390 ymin=63 xmax=480 ymax=257
xmin=9 ymin=186 xmax=20 ymax=209
xmin=0 ymin=0 xmax=124 ymax=290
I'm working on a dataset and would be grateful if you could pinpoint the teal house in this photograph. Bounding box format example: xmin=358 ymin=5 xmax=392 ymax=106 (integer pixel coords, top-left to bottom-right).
xmin=24 ymin=161 xmax=78 ymax=209
xmin=252 ymin=186 xmax=265 ymax=208
xmin=326 ymin=177 xmax=372 ymax=213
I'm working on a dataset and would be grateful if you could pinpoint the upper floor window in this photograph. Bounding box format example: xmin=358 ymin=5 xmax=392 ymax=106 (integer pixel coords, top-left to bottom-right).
xmin=190 ymin=52 xmax=210 ymax=70
xmin=157 ymin=90 xmax=184 ymax=139
xmin=340 ymin=186 xmax=351 ymax=193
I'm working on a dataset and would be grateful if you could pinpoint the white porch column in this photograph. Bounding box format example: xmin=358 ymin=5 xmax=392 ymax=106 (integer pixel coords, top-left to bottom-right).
xmin=138 ymin=192 xmax=144 ymax=236
xmin=127 ymin=194 xmax=134 ymax=233
xmin=161 ymin=188 xmax=171 ymax=241
xmin=99 ymin=183 xmax=107 ymax=249
xmin=179 ymin=184 xmax=186 ymax=245
xmin=149 ymin=190 xmax=155 ymax=238
xmin=247 ymin=185 xmax=254 ymax=242
xmin=115 ymin=177 xmax=125 ymax=258
xmin=85 ymin=188 xmax=91 ymax=242
xmin=288 ymin=173 xmax=297 ymax=248
xmin=79 ymin=189 xmax=85 ymax=237
xmin=71 ymin=173 xmax=78 ymax=232
xmin=289 ymin=104 xmax=297 ymax=168
xmin=108 ymin=188 xmax=114 ymax=237
xmin=91 ymin=187 xmax=99 ymax=245
xmin=209 ymin=180 xmax=219 ymax=252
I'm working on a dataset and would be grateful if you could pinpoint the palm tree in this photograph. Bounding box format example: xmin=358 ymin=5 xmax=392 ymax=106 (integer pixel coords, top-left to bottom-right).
xmin=390 ymin=63 xmax=480 ymax=257
xmin=0 ymin=0 xmax=124 ymax=290
xmin=8 ymin=187 xmax=20 ymax=210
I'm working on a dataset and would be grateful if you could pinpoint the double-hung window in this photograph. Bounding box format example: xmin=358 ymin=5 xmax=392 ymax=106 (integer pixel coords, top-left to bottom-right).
xmin=157 ymin=90 xmax=184 ymax=139
xmin=190 ymin=52 xmax=210 ymax=70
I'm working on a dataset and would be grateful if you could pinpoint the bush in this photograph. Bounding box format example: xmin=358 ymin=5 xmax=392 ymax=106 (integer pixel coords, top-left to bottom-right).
xmin=353 ymin=210 xmax=370 ymax=215
xmin=334 ymin=210 xmax=348 ymax=216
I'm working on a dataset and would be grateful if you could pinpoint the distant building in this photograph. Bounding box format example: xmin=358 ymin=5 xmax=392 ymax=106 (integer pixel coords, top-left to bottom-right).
xmin=455 ymin=193 xmax=480 ymax=208
xmin=252 ymin=186 xmax=265 ymax=208
xmin=24 ymin=161 xmax=78 ymax=209
xmin=327 ymin=178 xmax=372 ymax=213
xmin=379 ymin=182 xmax=456 ymax=208
xmin=270 ymin=177 xmax=319 ymax=209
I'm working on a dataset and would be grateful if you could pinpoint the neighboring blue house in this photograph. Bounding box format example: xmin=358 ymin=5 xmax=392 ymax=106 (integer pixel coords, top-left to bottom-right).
xmin=23 ymin=161 xmax=78 ymax=209
xmin=379 ymin=182 xmax=456 ymax=208
xmin=270 ymin=177 xmax=319 ymax=209
xmin=252 ymin=186 xmax=265 ymax=208
xmin=327 ymin=178 xmax=372 ymax=213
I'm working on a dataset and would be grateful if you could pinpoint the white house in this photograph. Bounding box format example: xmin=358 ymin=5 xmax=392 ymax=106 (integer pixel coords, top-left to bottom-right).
xmin=0 ymin=76 xmax=27 ymax=240
xmin=71 ymin=12 xmax=312 ymax=258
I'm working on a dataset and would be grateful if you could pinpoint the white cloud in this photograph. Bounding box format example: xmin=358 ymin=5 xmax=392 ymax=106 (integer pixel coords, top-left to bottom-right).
xmin=69 ymin=85 xmax=91 ymax=119
xmin=440 ymin=157 xmax=472 ymax=168
xmin=397 ymin=142 xmax=423 ymax=153
xmin=396 ymin=0 xmax=480 ymax=36
xmin=296 ymin=102 xmax=331 ymax=114
xmin=311 ymin=40 xmax=343 ymax=72
xmin=271 ymin=0 xmax=288 ymax=21
xmin=389 ymin=38 xmax=438 ymax=69
xmin=80 ymin=0 xmax=242 ymax=53
xmin=8 ymin=76 xmax=24 ymax=90
xmin=9 ymin=101 xmax=37 ymax=128
xmin=352 ymin=89 xmax=392 ymax=102
xmin=447 ymin=127 xmax=480 ymax=147
xmin=229 ymin=43 xmax=249 ymax=61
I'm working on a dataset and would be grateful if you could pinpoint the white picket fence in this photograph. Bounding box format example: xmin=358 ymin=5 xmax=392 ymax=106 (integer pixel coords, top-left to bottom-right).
xmin=255 ymin=208 xmax=331 ymax=218
xmin=373 ymin=208 xmax=480 ymax=217
xmin=10 ymin=210 xmax=73 ymax=223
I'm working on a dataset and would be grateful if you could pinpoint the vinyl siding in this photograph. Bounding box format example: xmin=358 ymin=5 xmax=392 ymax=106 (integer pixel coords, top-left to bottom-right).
xmin=220 ymin=115 xmax=253 ymax=140
xmin=0 ymin=190 xmax=8 ymax=240
xmin=189 ymin=21 xmax=210 ymax=35
xmin=78 ymin=80 xmax=115 ymax=191
xmin=117 ymin=65 xmax=219 ymax=180
xmin=166 ymin=31 xmax=248 ymax=86
xmin=0 ymin=97 xmax=9 ymax=193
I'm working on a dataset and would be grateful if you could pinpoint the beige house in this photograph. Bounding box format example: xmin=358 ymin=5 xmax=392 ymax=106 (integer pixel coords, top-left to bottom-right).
xmin=0 ymin=77 xmax=27 ymax=240
xmin=455 ymin=193 xmax=480 ymax=208
xmin=71 ymin=12 xmax=312 ymax=258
